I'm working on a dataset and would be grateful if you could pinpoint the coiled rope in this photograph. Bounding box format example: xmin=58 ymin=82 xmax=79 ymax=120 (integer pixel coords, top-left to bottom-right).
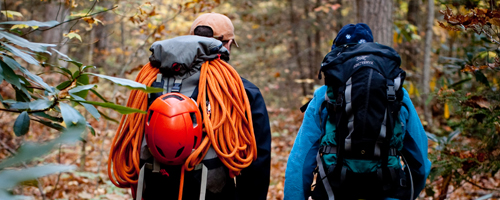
xmin=108 ymin=59 xmax=257 ymax=200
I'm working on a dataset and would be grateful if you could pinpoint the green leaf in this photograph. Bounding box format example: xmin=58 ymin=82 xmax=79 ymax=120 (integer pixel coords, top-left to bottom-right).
xmin=89 ymin=73 xmax=163 ymax=93
xmin=447 ymin=129 xmax=461 ymax=143
xmin=32 ymin=112 xmax=63 ymax=122
xmin=57 ymin=67 xmax=73 ymax=78
xmin=52 ymin=48 xmax=71 ymax=60
xmin=69 ymin=85 xmax=96 ymax=94
xmin=74 ymin=74 xmax=90 ymax=99
xmin=1 ymin=61 xmax=21 ymax=89
xmin=13 ymin=111 xmax=30 ymax=136
xmin=97 ymin=110 xmax=119 ymax=123
xmin=73 ymin=100 xmax=146 ymax=114
xmin=56 ymin=80 xmax=72 ymax=90
xmin=55 ymin=119 xmax=87 ymax=144
xmin=474 ymin=71 xmax=490 ymax=87
xmin=0 ymin=10 xmax=23 ymax=19
xmin=476 ymin=194 xmax=494 ymax=200
xmin=0 ymin=164 xmax=75 ymax=189
xmin=0 ymin=142 xmax=52 ymax=169
xmin=426 ymin=131 xmax=439 ymax=143
xmin=9 ymin=102 xmax=30 ymax=110
xmin=449 ymin=78 xmax=472 ymax=89
xmin=0 ymin=118 xmax=85 ymax=169
xmin=59 ymin=103 xmax=85 ymax=125
xmin=87 ymin=123 xmax=96 ymax=136
xmin=63 ymin=32 xmax=82 ymax=42
xmin=1 ymin=42 xmax=38 ymax=65
xmin=0 ymin=20 xmax=59 ymax=27
xmin=81 ymin=65 xmax=95 ymax=72
xmin=0 ymin=31 xmax=55 ymax=53
xmin=1 ymin=55 xmax=54 ymax=93
xmin=70 ymin=94 xmax=100 ymax=120
xmin=0 ymin=63 xmax=4 ymax=83
xmin=14 ymin=87 xmax=30 ymax=102
xmin=29 ymin=99 xmax=52 ymax=110
xmin=146 ymin=86 xmax=164 ymax=93
xmin=66 ymin=59 xmax=83 ymax=68
xmin=90 ymin=89 xmax=110 ymax=103
xmin=32 ymin=118 xmax=64 ymax=131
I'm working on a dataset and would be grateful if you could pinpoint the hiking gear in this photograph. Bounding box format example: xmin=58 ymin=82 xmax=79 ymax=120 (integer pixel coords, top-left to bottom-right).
xmin=330 ymin=23 xmax=373 ymax=50
xmin=189 ymin=13 xmax=239 ymax=48
xmin=109 ymin=35 xmax=263 ymax=200
xmin=108 ymin=63 xmax=159 ymax=188
xmin=145 ymin=92 xmax=202 ymax=165
xmin=149 ymin=35 xmax=229 ymax=76
xmin=283 ymin=86 xmax=431 ymax=200
xmin=315 ymin=42 xmax=408 ymax=199
xmin=141 ymin=78 xmax=271 ymax=200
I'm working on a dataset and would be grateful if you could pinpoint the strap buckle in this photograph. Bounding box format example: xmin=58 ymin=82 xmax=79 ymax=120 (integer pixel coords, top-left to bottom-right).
xmin=387 ymin=85 xmax=396 ymax=101
xmin=334 ymin=94 xmax=343 ymax=111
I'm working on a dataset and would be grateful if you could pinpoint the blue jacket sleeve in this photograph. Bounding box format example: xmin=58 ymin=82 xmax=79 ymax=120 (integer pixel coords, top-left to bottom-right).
xmin=236 ymin=78 xmax=271 ymax=200
xmin=400 ymin=88 xmax=431 ymax=198
xmin=284 ymin=86 xmax=327 ymax=200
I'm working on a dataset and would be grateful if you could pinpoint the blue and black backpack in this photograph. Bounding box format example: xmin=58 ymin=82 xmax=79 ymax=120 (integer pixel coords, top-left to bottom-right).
xmin=312 ymin=42 xmax=411 ymax=200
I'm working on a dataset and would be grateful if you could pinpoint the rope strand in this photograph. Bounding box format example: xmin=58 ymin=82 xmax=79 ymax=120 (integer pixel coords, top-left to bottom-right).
xmin=108 ymin=59 xmax=256 ymax=199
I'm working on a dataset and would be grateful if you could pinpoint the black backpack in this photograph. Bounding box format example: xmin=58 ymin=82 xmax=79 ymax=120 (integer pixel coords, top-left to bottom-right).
xmin=312 ymin=42 xmax=411 ymax=200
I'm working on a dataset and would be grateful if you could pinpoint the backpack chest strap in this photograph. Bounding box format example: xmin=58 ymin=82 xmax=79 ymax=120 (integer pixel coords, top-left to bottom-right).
xmin=320 ymin=145 xmax=397 ymax=156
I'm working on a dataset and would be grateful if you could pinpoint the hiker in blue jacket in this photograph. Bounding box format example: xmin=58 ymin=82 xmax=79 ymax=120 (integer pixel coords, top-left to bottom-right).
xmin=284 ymin=23 xmax=431 ymax=200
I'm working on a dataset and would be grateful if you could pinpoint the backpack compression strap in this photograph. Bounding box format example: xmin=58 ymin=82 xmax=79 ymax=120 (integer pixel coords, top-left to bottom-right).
xmin=379 ymin=74 xmax=403 ymax=191
xmin=316 ymin=152 xmax=335 ymax=200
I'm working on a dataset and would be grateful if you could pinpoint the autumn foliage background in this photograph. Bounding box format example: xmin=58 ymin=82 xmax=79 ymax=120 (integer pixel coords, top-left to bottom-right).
xmin=0 ymin=0 xmax=500 ymax=199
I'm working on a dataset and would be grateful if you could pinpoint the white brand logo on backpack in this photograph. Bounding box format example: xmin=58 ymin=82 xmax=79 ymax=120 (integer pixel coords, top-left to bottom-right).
xmin=346 ymin=34 xmax=351 ymax=39
xmin=356 ymin=56 xmax=369 ymax=61
xmin=354 ymin=56 xmax=374 ymax=69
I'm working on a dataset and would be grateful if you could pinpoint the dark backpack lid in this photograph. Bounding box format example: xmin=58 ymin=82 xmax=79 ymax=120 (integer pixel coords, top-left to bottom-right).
xmin=319 ymin=42 xmax=403 ymax=86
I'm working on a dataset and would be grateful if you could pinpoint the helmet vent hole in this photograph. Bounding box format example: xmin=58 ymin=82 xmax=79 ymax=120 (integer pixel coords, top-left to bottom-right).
xmin=189 ymin=112 xmax=198 ymax=127
xmin=193 ymin=136 xmax=198 ymax=148
xmin=175 ymin=147 xmax=185 ymax=158
xmin=156 ymin=146 xmax=166 ymax=157
xmin=148 ymin=110 xmax=154 ymax=124
xmin=162 ymin=95 xmax=184 ymax=101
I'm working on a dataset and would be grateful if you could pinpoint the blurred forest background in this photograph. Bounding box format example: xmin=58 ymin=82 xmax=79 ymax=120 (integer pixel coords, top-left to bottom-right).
xmin=0 ymin=0 xmax=499 ymax=199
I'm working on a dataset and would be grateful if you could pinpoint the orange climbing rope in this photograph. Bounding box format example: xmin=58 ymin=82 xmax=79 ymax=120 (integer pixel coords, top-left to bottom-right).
xmin=108 ymin=63 xmax=159 ymax=188
xmin=186 ymin=59 xmax=257 ymax=175
xmin=107 ymin=59 xmax=257 ymax=200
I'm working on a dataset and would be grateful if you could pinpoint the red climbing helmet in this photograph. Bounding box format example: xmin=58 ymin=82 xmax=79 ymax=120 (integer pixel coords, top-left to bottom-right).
xmin=145 ymin=93 xmax=202 ymax=165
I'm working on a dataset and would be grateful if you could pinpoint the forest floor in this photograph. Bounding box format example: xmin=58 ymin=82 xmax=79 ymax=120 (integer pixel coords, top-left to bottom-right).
xmin=1 ymin=102 xmax=499 ymax=199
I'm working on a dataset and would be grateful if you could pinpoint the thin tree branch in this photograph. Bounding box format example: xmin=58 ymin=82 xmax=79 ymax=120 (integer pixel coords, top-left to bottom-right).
xmin=0 ymin=98 xmax=59 ymax=113
xmin=466 ymin=179 xmax=500 ymax=191
xmin=22 ymin=6 xmax=118 ymax=37
xmin=55 ymin=1 xmax=62 ymax=21
xmin=0 ymin=140 xmax=46 ymax=200
xmin=118 ymin=9 xmax=182 ymax=77
xmin=51 ymin=144 xmax=63 ymax=199
xmin=3 ymin=0 xmax=7 ymax=21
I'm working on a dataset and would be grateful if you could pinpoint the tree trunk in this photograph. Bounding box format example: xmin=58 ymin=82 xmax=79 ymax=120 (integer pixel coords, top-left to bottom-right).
xmin=403 ymin=0 xmax=420 ymax=70
xmin=40 ymin=1 xmax=69 ymax=67
xmin=314 ymin=0 xmax=323 ymax=86
xmin=288 ymin=0 xmax=308 ymax=97
xmin=304 ymin=0 xmax=316 ymax=90
xmin=356 ymin=0 xmax=393 ymax=46
xmin=422 ymin=0 xmax=434 ymax=128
